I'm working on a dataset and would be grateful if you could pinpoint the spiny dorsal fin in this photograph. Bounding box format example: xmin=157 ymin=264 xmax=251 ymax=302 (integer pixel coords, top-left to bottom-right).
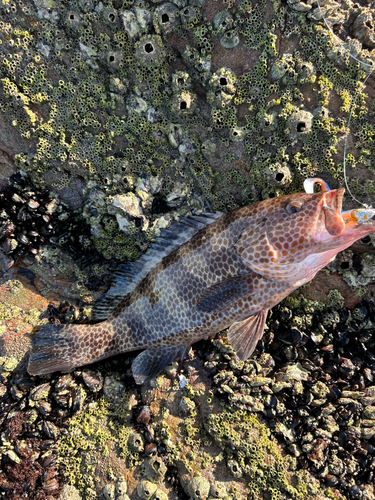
xmin=90 ymin=211 xmax=223 ymax=323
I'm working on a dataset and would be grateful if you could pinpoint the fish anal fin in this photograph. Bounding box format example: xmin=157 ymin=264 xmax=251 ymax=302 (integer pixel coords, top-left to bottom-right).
xmin=196 ymin=275 xmax=252 ymax=313
xmin=132 ymin=346 xmax=190 ymax=385
xmin=227 ymin=310 xmax=268 ymax=361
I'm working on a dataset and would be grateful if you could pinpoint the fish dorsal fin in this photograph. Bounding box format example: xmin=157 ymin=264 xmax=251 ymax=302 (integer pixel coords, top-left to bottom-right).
xmin=227 ymin=310 xmax=268 ymax=361
xmin=90 ymin=211 xmax=223 ymax=323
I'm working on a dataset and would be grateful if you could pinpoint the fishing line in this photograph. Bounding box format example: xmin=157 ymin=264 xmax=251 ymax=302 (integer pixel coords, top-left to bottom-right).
xmin=315 ymin=0 xmax=375 ymax=207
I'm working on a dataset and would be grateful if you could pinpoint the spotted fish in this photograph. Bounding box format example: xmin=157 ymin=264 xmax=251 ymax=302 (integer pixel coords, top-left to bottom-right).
xmin=28 ymin=178 xmax=375 ymax=384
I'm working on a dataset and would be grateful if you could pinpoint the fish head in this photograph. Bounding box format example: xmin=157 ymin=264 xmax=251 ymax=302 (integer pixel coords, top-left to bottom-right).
xmin=235 ymin=185 xmax=375 ymax=282
xmin=266 ymin=187 xmax=347 ymax=261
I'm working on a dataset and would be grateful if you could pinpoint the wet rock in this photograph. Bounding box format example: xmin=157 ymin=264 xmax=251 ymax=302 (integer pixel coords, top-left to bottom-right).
xmin=112 ymin=192 xmax=148 ymax=232
xmin=352 ymin=9 xmax=375 ymax=48
xmin=103 ymin=375 xmax=126 ymax=401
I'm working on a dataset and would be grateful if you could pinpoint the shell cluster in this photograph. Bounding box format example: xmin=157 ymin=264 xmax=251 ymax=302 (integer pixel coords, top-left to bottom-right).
xmin=204 ymin=295 xmax=375 ymax=498
xmin=2 ymin=290 xmax=375 ymax=498
xmin=0 ymin=172 xmax=61 ymax=267
xmin=0 ymin=172 xmax=110 ymax=302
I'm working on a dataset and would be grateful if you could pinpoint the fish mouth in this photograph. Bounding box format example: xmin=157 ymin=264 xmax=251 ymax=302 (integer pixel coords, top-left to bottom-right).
xmin=321 ymin=188 xmax=346 ymax=236
xmin=322 ymin=189 xmax=375 ymax=243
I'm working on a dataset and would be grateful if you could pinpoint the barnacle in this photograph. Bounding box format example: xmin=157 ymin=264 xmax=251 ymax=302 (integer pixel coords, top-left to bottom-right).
xmin=135 ymin=35 xmax=166 ymax=66
xmin=187 ymin=475 xmax=211 ymax=500
xmin=213 ymin=10 xmax=234 ymax=36
xmin=180 ymin=5 xmax=201 ymax=28
xmin=286 ymin=110 xmax=314 ymax=140
xmin=100 ymin=6 xmax=118 ymax=26
xmin=229 ymin=125 xmax=245 ymax=142
xmin=220 ymin=28 xmax=239 ymax=49
xmin=153 ymin=3 xmax=180 ymax=34
xmin=152 ymin=490 xmax=168 ymax=500
xmin=137 ymin=480 xmax=157 ymax=499
xmin=141 ymin=456 xmax=167 ymax=483
xmin=66 ymin=11 xmax=81 ymax=29
xmin=207 ymin=67 xmax=236 ymax=107
xmin=105 ymin=50 xmax=123 ymax=71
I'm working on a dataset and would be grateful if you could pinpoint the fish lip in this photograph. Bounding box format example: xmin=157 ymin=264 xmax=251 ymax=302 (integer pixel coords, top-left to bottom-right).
xmin=324 ymin=188 xmax=344 ymax=214
xmin=320 ymin=189 xmax=346 ymax=236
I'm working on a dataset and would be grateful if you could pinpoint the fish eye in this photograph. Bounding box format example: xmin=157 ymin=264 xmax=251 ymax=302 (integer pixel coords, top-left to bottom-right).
xmin=285 ymin=200 xmax=303 ymax=215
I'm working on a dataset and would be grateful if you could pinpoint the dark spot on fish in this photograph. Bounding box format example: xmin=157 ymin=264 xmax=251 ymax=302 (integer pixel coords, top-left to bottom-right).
xmin=139 ymin=272 xmax=161 ymax=307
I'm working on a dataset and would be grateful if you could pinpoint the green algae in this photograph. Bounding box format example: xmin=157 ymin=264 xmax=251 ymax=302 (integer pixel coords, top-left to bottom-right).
xmin=206 ymin=410 xmax=305 ymax=499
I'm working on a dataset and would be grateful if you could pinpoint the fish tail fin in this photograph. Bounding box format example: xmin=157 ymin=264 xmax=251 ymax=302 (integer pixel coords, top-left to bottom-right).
xmin=28 ymin=323 xmax=87 ymax=376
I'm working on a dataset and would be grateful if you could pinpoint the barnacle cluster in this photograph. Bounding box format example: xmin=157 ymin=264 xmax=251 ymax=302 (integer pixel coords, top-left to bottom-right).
xmin=1 ymin=0 xmax=375 ymax=260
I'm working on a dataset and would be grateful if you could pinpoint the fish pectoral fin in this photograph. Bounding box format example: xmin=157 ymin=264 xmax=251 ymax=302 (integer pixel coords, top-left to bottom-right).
xmin=227 ymin=310 xmax=268 ymax=361
xmin=132 ymin=346 xmax=190 ymax=385
xmin=195 ymin=275 xmax=249 ymax=313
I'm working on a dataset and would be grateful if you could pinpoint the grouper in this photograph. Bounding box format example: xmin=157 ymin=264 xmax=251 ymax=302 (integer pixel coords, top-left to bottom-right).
xmin=28 ymin=178 xmax=375 ymax=384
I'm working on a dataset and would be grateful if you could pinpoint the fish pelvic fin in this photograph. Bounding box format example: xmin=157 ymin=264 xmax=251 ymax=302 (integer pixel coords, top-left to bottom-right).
xmin=28 ymin=323 xmax=89 ymax=376
xmin=227 ymin=310 xmax=268 ymax=361
xmin=132 ymin=346 xmax=190 ymax=384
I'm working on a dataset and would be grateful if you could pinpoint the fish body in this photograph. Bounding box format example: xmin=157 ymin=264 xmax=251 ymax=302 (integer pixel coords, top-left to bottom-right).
xmin=28 ymin=179 xmax=375 ymax=383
